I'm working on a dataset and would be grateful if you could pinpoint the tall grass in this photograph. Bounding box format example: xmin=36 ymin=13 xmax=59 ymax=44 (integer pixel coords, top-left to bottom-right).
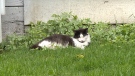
xmin=0 ymin=41 xmax=135 ymax=76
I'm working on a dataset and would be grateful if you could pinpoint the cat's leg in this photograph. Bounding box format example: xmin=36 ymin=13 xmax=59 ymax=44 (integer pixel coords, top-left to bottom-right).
xmin=38 ymin=40 xmax=52 ymax=48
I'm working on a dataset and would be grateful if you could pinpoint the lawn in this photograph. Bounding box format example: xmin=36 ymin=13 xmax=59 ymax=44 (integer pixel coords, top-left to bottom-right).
xmin=0 ymin=41 xmax=135 ymax=76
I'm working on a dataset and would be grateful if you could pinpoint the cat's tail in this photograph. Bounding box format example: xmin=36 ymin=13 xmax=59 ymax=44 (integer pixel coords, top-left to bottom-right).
xmin=30 ymin=44 xmax=42 ymax=50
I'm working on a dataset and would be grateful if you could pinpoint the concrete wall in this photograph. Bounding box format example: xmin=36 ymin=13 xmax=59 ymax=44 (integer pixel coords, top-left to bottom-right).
xmin=1 ymin=0 xmax=24 ymax=39
xmin=24 ymin=0 xmax=135 ymax=25
xmin=1 ymin=0 xmax=135 ymax=38
xmin=0 ymin=0 xmax=5 ymax=42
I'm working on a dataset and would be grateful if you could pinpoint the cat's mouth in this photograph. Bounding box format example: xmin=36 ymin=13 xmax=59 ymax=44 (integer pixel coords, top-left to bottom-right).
xmin=79 ymin=41 xmax=85 ymax=43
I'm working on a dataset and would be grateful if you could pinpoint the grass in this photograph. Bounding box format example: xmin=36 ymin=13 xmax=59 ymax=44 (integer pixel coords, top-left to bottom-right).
xmin=0 ymin=41 xmax=135 ymax=76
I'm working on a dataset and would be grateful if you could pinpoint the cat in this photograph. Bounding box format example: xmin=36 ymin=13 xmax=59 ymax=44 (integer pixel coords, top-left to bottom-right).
xmin=30 ymin=28 xmax=91 ymax=49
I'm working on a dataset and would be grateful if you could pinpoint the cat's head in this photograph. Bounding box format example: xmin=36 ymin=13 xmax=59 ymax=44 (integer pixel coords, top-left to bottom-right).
xmin=73 ymin=28 xmax=90 ymax=43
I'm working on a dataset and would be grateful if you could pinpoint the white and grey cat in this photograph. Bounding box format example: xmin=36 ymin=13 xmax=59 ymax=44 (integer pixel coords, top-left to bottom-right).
xmin=30 ymin=28 xmax=91 ymax=49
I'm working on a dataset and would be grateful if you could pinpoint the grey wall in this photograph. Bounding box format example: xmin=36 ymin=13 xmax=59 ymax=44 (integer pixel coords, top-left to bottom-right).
xmin=24 ymin=0 xmax=135 ymax=25
xmin=2 ymin=0 xmax=24 ymax=39
xmin=2 ymin=0 xmax=135 ymax=39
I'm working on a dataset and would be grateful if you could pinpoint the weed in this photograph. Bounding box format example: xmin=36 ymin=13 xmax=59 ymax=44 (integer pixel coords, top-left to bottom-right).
xmin=2 ymin=12 xmax=135 ymax=51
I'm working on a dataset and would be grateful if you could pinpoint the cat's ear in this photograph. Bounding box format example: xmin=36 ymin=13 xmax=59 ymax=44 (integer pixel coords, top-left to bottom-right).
xmin=84 ymin=28 xmax=88 ymax=32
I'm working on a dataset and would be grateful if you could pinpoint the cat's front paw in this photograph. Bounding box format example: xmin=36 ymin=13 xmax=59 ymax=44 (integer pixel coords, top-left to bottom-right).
xmin=80 ymin=46 xmax=85 ymax=50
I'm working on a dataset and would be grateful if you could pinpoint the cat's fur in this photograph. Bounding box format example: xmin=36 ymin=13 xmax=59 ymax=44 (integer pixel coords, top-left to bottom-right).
xmin=30 ymin=28 xmax=91 ymax=49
